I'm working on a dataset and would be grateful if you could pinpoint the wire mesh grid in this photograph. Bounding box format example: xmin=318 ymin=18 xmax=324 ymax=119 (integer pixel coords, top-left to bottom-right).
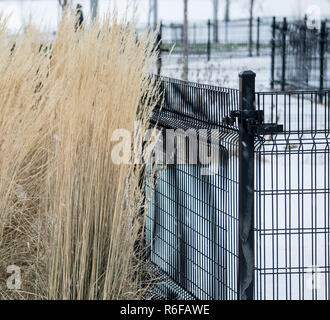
xmin=145 ymin=77 xmax=240 ymax=300
xmin=136 ymin=17 xmax=273 ymax=58
xmin=274 ymin=20 xmax=330 ymax=90
xmin=145 ymin=75 xmax=330 ymax=300
xmin=255 ymin=90 xmax=330 ymax=299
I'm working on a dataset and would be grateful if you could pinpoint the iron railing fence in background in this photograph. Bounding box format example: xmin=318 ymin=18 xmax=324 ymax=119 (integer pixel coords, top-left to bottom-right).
xmin=146 ymin=72 xmax=330 ymax=300
xmin=272 ymin=17 xmax=330 ymax=91
xmin=137 ymin=17 xmax=274 ymax=63
xmin=159 ymin=17 xmax=273 ymax=59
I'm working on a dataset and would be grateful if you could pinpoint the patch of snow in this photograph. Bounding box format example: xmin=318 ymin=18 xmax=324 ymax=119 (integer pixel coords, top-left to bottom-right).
xmin=161 ymin=54 xmax=271 ymax=91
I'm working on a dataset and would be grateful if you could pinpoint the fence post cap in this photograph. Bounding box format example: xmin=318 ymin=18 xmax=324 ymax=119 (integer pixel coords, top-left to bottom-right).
xmin=239 ymin=70 xmax=256 ymax=78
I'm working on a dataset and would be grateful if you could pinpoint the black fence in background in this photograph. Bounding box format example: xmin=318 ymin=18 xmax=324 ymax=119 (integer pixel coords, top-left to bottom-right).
xmin=137 ymin=17 xmax=273 ymax=66
xmin=271 ymin=17 xmax=330 ymax=91
xmin=146 ymin=72 xmax=330 ymax=300
xmin=159 ymin=17 xmax=273 ymax=59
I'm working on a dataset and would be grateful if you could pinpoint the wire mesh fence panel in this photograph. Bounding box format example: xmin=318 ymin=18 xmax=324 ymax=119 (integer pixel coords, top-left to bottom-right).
xmin=273 ymin=19 xmax=330 ymax=90
xmin=146 ymin=72 xmax=330 ymax=300
xmin=211 ymin=18 xmax=273 ymax=58
xmin=255 ymin=90 xmax=330 ymax=300
xmin=138 ymin=17 xmax=273 ymax=59
xmin=146 ymin=77 xmax=240 ymax=300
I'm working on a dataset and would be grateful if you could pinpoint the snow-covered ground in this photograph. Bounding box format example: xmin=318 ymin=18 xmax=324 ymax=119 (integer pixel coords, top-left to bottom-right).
xmin=161 ymin=54 xmax=271 ymax=91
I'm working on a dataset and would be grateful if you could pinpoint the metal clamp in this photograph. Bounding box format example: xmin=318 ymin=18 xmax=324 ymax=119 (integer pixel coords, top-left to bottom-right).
xmin=223 ymin=110 xmax=283 ymax=135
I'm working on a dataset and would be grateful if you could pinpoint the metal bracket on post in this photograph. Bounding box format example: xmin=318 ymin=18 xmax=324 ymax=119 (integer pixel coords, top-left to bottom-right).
xmin=223 ymin=109 xmax=283 ymax=136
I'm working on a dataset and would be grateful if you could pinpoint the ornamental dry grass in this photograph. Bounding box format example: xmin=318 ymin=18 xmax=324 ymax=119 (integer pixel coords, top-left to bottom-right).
xmin=0 ymin=12 xmax=159 ymax=300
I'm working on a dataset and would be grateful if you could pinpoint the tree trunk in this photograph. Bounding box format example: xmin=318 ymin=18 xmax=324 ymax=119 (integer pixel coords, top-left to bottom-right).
xmin=248 ymin=0 xmax=255 ymax=57
xmin=213 ymin=0 xmax=219 ymax=43
xmin=154 ymin=0 xmax=158 ymax=31
xmin=148 ymin=0 xmax=152 ymax=27
xmin=58 ymin=0 xmax=68 ymax=11
xmin=224 ymin=0 xmax=230 ymax=22
xmin=90 ymin=0 xmax=98 ymax=20
xmin=183 ymin=0 xmax=188 ymax=81
xmin=224 ymin=0 xmax=230 ymax=43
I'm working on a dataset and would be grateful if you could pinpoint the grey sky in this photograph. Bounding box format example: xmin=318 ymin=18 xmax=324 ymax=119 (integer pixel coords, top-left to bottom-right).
xmin=0 ymin=0 xmax=329 ymax=31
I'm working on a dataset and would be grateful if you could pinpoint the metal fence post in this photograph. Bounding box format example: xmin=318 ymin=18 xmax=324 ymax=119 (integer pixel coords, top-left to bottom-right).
xmin=238 ymin=71 xmax=256 ymax=300
xmin=207 ymin=19 xmax=211 ymax=62
xmin=302 ymin=15 xmax=308 ymax=85
xmin=319 ymin=21 xmax=327 ymax=93
xmin=303 ymin=15 xmax=307 ymax=55
xmin=193 ymin=23 xmax=197 ymax=44
xmin=281 ymin=17 xmax=288 ymax=91
xmin=271 ymin=17 xmax=276 ymax=89
xmin=214 ymin=18 xmax=219 ymax=44
xmin=256 ymin=17 xmax=260 ymax=56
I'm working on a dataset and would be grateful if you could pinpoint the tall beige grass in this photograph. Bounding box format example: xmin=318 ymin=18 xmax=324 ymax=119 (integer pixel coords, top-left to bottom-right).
xmin=0 ymin=11 xmax=159 ymax=300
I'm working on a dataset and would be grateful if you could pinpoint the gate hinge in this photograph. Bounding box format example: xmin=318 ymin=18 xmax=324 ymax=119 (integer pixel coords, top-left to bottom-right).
xmin=223 ymin=110 xmax=283 ymax=135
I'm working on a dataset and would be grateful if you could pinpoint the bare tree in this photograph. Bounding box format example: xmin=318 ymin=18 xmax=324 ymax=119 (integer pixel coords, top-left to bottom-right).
xmin=183 ymin=0 xmax=188 ymax=81
xmin=90 ymin=0 xmax=99 ymax=20
xmin=248 ymin=0 xmax=255 ymax=57
xmin=148 ymin=0 xmax=152 ymax=27
xmin=19 ymin=0 xmax=28 ymax=29
xmin=246 ymin=0 xmax=264 ymax=56
xmin=224 ymin=0 xmax=231 ymax=42
xmin=58 ymin=0 xmax=68 ymax=11
xmin=154 ymin=0 xmax=158 ymax=30
xmin=224 ymin=0 xmax=230 ymax=22
xmin=213 ymin=0 xmax=219 ymax=43
xmin=147 ymin=0 xmax=158 ymax=30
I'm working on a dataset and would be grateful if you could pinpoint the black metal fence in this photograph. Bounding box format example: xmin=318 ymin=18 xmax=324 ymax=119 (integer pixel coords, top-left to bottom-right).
xmin=137 ymin=17 xmax=273 ymax=66
xmin=271 ymin=17 xmax=330 ymax=91
xmin=255 ymin=89 xmax=330 ymax=300
xmin=145 ymin=72 xmax=330 ymax=300
xmin=146 ymin=76 xmax=240 ymax=300
xmin=159 ymin=17 xmax=272 ymax=59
